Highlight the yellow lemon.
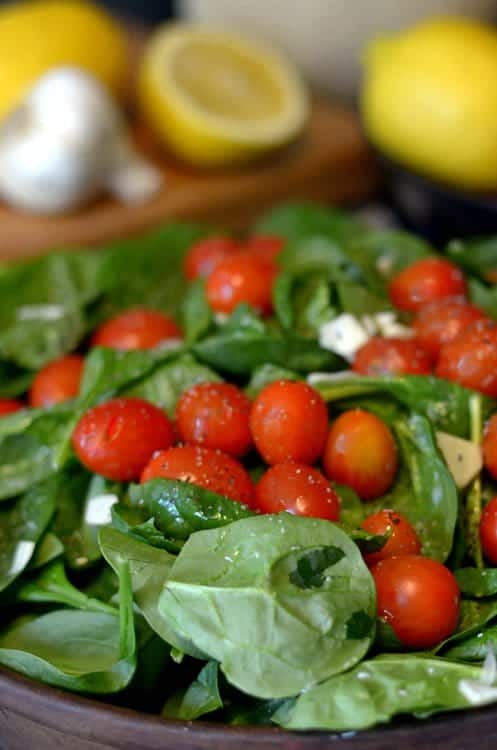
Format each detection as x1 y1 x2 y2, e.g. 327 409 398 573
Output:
138 24 309 167
361 16 497 190
0 0 127 119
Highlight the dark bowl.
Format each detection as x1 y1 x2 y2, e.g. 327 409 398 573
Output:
378 153 497 246
3 665 497 750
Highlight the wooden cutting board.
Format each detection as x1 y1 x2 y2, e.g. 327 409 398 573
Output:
0 97 378 261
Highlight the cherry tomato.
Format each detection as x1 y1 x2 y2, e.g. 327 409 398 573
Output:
436 320 497 397
413 297 487 360
255 463 340 521
361 510 421 567
372 555 460 649
140 444 254 507
206 252 277 316
0 399 24 417
184 236 240 280
176 382 252 457
29 354 84 408
353 337 432 376
244 235 284 262
250 380 329 465
92 308 181 351
323 409 398 501
389 258 467 312
480 497 497 565
483 414 497 481
72 397 174 481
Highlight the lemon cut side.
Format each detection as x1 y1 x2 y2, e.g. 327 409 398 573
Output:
138 24 309 167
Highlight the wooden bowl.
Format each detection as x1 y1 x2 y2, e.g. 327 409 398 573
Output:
2 665 497 750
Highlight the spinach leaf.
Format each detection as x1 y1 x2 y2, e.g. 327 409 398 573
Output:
0 559 136 693
455 568 497 598
0 482 56 592
181 279 213 343
256 202 365 247
273 655 495 731
348 230 432 278
27 532 64 570
468 278 497 319
444 623 497 661
129 479 254 542
447 236 497 281
245 363 300 398
273 269 335 332
159 514 376 699
0 360 33 398
162 661 222 720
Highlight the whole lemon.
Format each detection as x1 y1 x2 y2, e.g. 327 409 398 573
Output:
361 17 497 190
0 0 127 120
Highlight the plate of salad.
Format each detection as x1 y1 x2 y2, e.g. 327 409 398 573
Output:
3 202 497 750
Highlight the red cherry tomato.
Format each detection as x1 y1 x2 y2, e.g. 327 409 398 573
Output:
72 397 174 481
29 354 84 408
255 463 340 521
250 380 329 465
323 409 398 501
176 382 252 457
353 337 432 376
483 414 497 481
389 258 467 312
140 444 254 507
244 235 284 263
0 399 24 417
372 555 460 649
436 320 497 397
184 236 240 280
92 308 181 351
480 497 497 565
361 510 421 567
413 297 487 360
206 252 277 316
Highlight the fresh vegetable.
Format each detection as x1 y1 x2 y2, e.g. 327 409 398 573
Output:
254 463 340 521
437 321 497 396
361 510 421 566
28 354 84 407
353 337 432 376
389 258 467 312
480 497 497 565
184 236 240 280
413 298 486 359
0 399 23 416
483 413 497 481
206 253 276 316
91 308 181 350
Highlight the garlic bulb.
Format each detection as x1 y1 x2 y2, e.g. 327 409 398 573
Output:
0 67 163 214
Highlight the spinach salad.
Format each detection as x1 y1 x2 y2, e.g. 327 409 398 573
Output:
2 202 497 732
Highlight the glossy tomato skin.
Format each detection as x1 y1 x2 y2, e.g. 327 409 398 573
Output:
206 252 277 316
176 382 252 457
255 463 340 521
0 399 24 417
389 258 467 312
413 297 487 360
483 414 497 481
353 337 432 376
361 510 421 567
29 354 84 408
480 497 497 565
244 235 284 263
184 236 240 280
372 555 460 649
323 409 398 501
92 308 181 351
250 380 329 465
140 444 254 508
436 320 497 397
72 397 174 481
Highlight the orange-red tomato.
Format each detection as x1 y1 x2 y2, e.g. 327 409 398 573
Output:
483 414 497 481
0 399 24 417
353 337 432 376
480 497 497 565
184 236 240 280
244 235 284 263
176 382 253 457
72 397 174 481
249 380 329 465
255 463 340 521
323 409 398 501
92 308 181 351
436 320 497 397
29 354 84 408
413 298 487 360
361 510 421 567
389 258 467 312
206 252 277 316
372 555 460 649
140 444 254 508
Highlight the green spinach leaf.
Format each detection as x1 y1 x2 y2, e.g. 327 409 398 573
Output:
162 661 222 720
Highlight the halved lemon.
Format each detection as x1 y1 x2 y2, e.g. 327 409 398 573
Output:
138 24 309 167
